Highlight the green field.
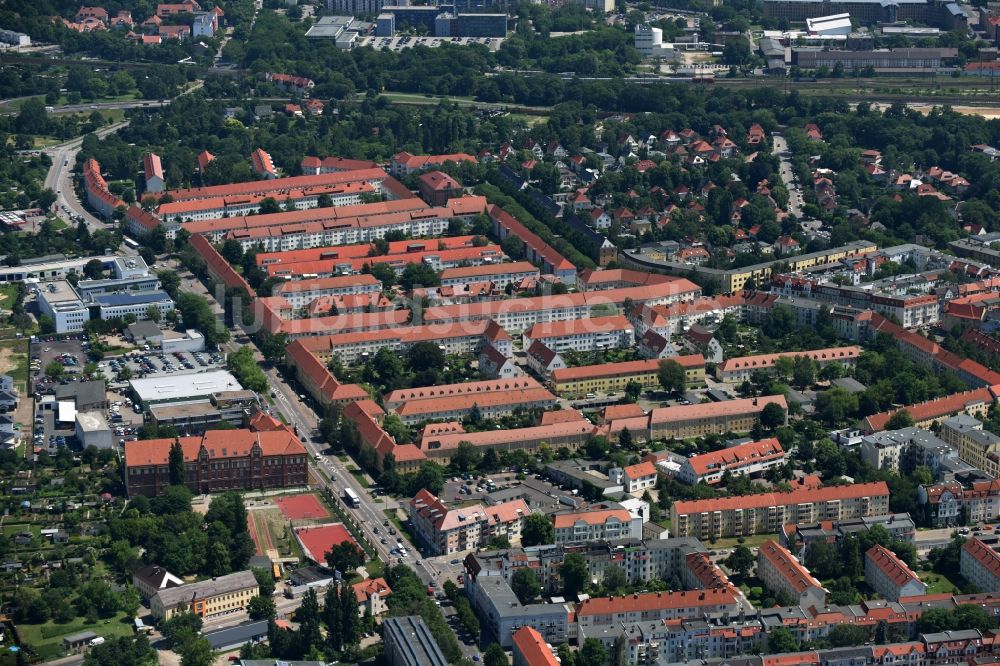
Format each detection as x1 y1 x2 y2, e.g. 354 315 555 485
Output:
710 533 777 550
918 570 960 595
17 612 133 660
0 338 31 385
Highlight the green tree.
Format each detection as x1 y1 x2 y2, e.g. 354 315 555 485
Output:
325 541 365 574
657 359 687 393
886 409 914 430
511 567 542 604
484 642 508 666
760 403 787 430
579 638 608 666
168 440 185 486
767 627 799 654
522 513 555 547
792 356 815 388
723 545 755 578
827 623 871 647
252 567 276 597
248 595 276 621
145 305 162 323
625 380 642 402
561 553 589 598
815 387 859 426
601 564 627 594
84 259 105 280
451 441 482 473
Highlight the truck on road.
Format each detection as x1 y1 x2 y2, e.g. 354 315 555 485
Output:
343 487 360 508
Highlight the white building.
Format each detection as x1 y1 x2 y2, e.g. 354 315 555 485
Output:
574 0 614 12
757 540 827 609
553 508 643 545
192 12 216 37
522 315 635 354
961 537 1000 593
864 544 927 601
806 13 853 36
143 153 165 194
75 411 114 450
610 461 658 494
635 24 677 59
37 281 90 333
0 29 30 47
677 438 787 485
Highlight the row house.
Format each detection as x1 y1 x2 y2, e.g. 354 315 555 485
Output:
670 480 891 540
862 386 999 433
263 72 314 96
300 155 379 175
389 151 477 178
417 416 596 466
158 181 375 222
488 204 577 285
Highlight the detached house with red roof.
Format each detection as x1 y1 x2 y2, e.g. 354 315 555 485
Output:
250 148 277 180
390 151 477 178
612 461 658 494
123 427 308 497
352 577 392 617
417 170 463 206
143 152 165 193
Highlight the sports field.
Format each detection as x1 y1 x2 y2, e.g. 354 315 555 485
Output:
276 493 329 520
294 523 356 563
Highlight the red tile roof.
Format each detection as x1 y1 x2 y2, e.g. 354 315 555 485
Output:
718 347 860 373
124 429 305 468
866 544 922 589
759 540 824 594
672 481 889 515
623 461 656 480
524 314 633 341
551 355 704 383
962 537 1000 582
575 588 737 616
273 273 380 295
144 152 164 182
352 577 392 604
685 438 785 478
440 261 538 281
511 627 560 666
301 155 379 172
553 508 632 529
863 386 998 432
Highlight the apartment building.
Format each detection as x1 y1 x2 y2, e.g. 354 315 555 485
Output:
440 261 539 289
757 540 826 609
384 377 557 426
862 387 999 433
488 204 577 285
771 275 941 329
408 489 529 555
352 577 392 617
143 152 165 193
300 155 379 174
250 148 277 180
961 537 1000 593
714 346 860 384
575 589 741 633
918 471 1000 526
860 427 955 475
284 340 370 408
645 395 787 441
257 300 409 340
865 544 926 601
578 268 684 292
82 159 125 219
417 417 596 465
671 481 891 539
942 415 1000 477
123 428 308 497
674 438 787 485
424 282 700 332
271 274 381 308
552 508 643 544
782 514 916 557
465 572 571 649
150 570 259 620
390 151 477 177
522 315 635 354
550 355 706 398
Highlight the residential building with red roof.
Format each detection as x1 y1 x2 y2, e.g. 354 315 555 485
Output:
82 159 125 219
440 261 539 289
757 540 827 609
416 170 463 206
487 204 577 285
575 588 740 631
511 626 559 666
390 151 477 178
300 155 379 175
417 415 595 464
383 377 557 426
271 273 381 308
578 268 694 293
75 6 109 22
525 340 565 378
522 314 635 354
671 480 890 539
156 0 201 17
123 427 307 497
715 346 861 384
961 537 1000 593
552 507 642 544
284 339 370 408
861 386 999 433
408 489 529 554
642 395 788 442
158 24 190 39
551 354 705 398
143 152 165 193
352 577 392 617
196 150 215 173
125 205 179 240
676 437 787 485
919 473 1000 527
865 544 927 601
615 461 658 494
264 72 314 95
250 148 277 180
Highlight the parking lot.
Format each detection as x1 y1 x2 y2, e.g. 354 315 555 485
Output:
98 348 225 383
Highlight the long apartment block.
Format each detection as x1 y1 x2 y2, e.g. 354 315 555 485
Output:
670 481 891 539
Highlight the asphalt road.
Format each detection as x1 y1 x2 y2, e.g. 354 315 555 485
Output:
772 133 804 219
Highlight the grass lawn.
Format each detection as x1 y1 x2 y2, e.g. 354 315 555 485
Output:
918 570 960 594
18 612 133 660
711 533 777 550
365 559 386 579
350 470 370 488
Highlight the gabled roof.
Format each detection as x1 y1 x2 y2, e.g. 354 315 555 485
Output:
685 438 785 478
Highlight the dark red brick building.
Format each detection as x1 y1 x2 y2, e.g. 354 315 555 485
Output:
124 426 308 497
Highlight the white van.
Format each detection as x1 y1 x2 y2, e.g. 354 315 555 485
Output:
89 637 105 647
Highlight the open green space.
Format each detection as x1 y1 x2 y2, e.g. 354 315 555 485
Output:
710 533 776 550
918 570 960 595
17 612 133 661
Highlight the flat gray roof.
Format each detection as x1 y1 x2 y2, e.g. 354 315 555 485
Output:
383 616 449 666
